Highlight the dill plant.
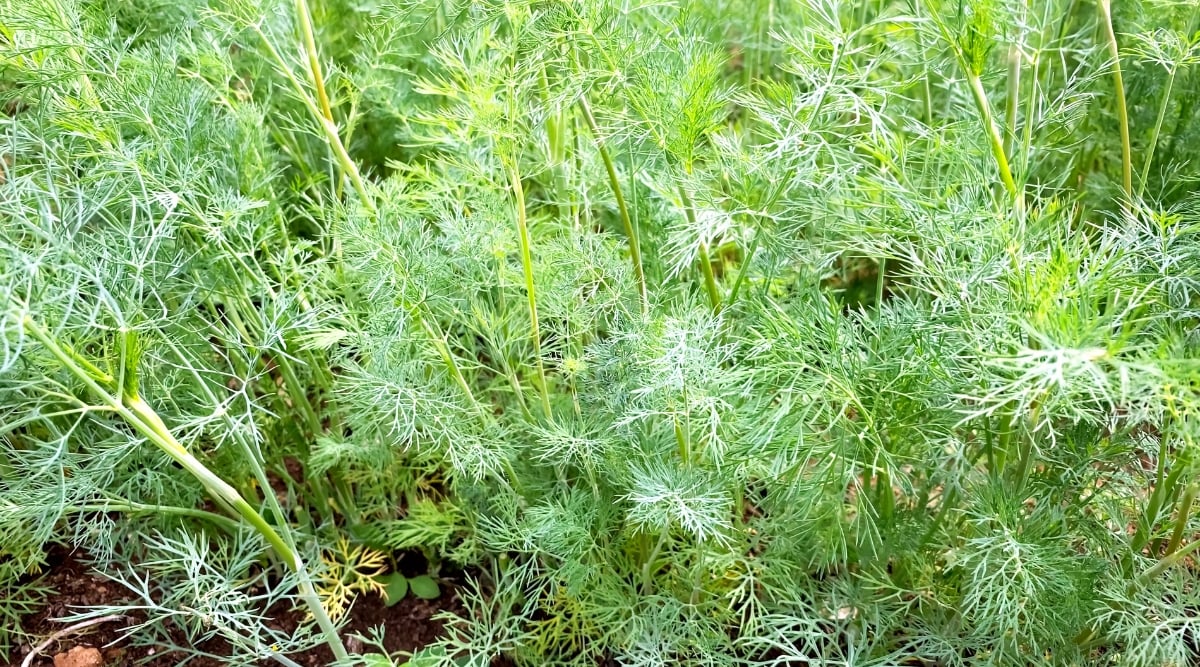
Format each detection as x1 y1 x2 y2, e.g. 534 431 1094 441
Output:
2 0 1200 666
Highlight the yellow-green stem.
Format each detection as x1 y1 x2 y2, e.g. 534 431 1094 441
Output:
1137 65 1177 200
965 71 1018 198
1098 0 1132 199
18 314 349 662
1139 536 1200 584
294 0 336 128
578 95 647 313
927 7 1017 199
508 162 552 419
677 186 722 310
1165 484 1198 558
253 24 375 215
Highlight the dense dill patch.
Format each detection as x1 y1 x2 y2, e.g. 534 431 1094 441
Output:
3 0 1200 665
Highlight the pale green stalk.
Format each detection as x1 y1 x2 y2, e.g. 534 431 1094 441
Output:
1097 0 1132 199
677 185 722 310
17 314 350 662
1136 64 1178 200
70 500 242 533
1004 44 1022 160
1165 484 1198 559
928 11 1018 198
508 161 553 419
965 71 1018 199
293 0 336 130
725 229 762 310
251 24 375 215
578 94 648 313
1138 536 1200 584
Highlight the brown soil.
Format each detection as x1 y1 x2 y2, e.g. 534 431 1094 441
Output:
10 545 470 667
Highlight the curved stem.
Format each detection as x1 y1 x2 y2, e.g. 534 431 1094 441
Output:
252 24 374 215
72 500 242 534
18 314 349 662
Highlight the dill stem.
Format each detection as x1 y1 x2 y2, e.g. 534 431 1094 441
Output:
964 70 1018 198
1134 433 1174 551
927 3 1018 199
919 486 957 548
725 228 762 310
253 24 375 215
1137 65 1177 200
1165 484 1198 559
578 95 648 313
294 0 336 129
1139 535 1200 585
674 414 690 464
418 314 483 415
508 161 552 420
677 185 722 310
1019 53 1041 181
71 501 241 534
642 525 671 593
1004 44 1021 160
1097 0 1132 200
18 314 349 662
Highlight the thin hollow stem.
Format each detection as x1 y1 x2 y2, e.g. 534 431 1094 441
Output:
418 313 484 415
1004 43 1022 160
641 525 671 593
674 414 690 464
1138 536 1200 585
677 185 722 310
1136 65 1177 200
874 257 887 308
1097 0 1132 199
507 161 552 419
927 8 1018 198
17 314 349 662
965 71 1018 199
578 95 647 313
294 0 336 129
1134 433 1174 552
252 24 375 215
1165 484 1198 558
725 227 762 310
72 500 242 534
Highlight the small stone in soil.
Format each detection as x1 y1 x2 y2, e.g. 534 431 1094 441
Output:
53 646 104 667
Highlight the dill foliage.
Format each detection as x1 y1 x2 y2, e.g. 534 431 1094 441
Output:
2 0 1200 665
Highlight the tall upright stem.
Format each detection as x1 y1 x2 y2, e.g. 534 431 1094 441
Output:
677 185 722 310
964 71 1018 199
294 0 335 127
1137 65 1177 200
253 18 374 214
579 95 648 313
927 8 1017 199
508 162 553 419
1004 44 1022 160
1098 0 1132 199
